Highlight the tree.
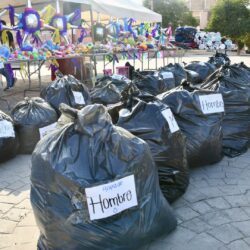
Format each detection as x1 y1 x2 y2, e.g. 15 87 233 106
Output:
143 0 199 29
207 0 250 53
243 33 250 51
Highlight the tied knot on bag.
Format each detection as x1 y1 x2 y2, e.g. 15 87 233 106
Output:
59 104 112 137
76 105 112 137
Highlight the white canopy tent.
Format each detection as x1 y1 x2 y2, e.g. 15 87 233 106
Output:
62 0 162 23
0 0 161 22
0 0 51 10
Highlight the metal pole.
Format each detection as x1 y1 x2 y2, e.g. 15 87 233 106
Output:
90 5 95 44
38 61 42 90
27 61 31 89
89 5 97 77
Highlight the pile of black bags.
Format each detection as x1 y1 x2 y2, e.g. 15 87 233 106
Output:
158 83 224 167
2 53 250 249
31 104 177 250
11 97 58 154
117 95 189 203
185 61 216 84
41 74 91 114
201 64 250 157
0 110 19 163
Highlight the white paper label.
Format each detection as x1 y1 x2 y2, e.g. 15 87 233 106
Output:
161 108 180 133
73 91 85 105
85 175 138 221
154 72 159 77
112 74 124 81
112 74 131 83
199 94 224 114
161 72 174 79
39 122 57 139
0 120 15 138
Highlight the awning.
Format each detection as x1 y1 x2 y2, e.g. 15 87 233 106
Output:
0 1 51 9
62 0 162 22
0 0 162 22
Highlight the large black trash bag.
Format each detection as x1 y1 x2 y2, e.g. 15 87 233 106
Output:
91 76 130 105
91 83 121 105
0 110 19 163
201 64 250 157
117 99 189 203
134 71 175 96
185 69 200 84
11 97 58 154
41 74 91 114
160 63 187 87
208 52 231 68
31 104 177 250
158 83 224 167
234 62 250 81
95 76 130 93
185 62 216 83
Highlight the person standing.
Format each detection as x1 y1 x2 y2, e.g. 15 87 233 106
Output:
0 20 16 90
0 43 12 90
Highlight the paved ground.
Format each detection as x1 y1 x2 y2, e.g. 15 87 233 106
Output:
1 151 250 250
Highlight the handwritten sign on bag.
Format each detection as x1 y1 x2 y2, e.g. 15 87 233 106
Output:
199 94 224 114
161 72 174 80
0 120 15 138
72 91 85 105
85 175 138 221
161 108 180 133
39 123 57 139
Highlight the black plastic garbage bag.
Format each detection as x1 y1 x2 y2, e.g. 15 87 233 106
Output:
239 62 250 77
91 83 121 105
91 76 131 105
234 62 250 82
134 71 175 95
185 62 216 83
30 104 177 250
117 99 189 203
0 110 19 163
11 97 58 154
185 69 200 84
208 52 231 68
160 63 187 87
95 76 130 93
201 64 250 157
41 74 91 114
158 84 224 167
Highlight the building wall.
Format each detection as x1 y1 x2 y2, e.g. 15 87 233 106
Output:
186 0 217 28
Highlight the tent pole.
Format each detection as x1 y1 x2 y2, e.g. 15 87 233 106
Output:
89 5 97 76
90 5 95 44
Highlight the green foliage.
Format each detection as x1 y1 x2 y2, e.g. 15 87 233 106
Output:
243 33 250 49
207 0 250 39
143 0 199 28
